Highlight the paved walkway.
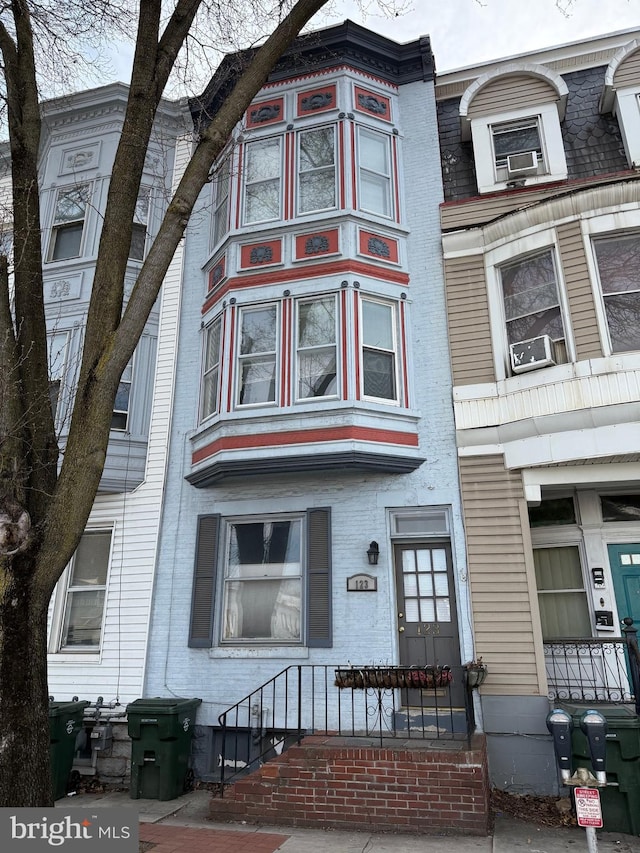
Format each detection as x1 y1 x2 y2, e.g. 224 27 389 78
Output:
62 788 640 852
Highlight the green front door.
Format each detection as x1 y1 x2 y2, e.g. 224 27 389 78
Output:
608 544 640 628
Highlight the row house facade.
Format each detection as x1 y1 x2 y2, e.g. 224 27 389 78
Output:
143 22 477 783
28 85 191 716
437 30 640 793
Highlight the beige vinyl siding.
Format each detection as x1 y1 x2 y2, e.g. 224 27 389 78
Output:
441 185 562 230
459 454 544 696
445 254 496 385
613 48 640 88
556 221 603 360
467 74 558 118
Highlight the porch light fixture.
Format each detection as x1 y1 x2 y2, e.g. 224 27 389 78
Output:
367 541 380 565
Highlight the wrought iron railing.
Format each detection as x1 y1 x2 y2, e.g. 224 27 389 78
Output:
544 618 640 713
215 663 475 794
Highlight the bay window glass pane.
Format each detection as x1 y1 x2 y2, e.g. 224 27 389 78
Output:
358 128 391 217
363 300 393 349
223 519 302 641
297 296 337 399
111 360 133 431
500 250 565 346
363 350 395 399
50 184 90 261
299 127 335 213
244 139 281 224
362 300 397 401
534 546 591 639
593 235 640 353
201 318 221 420
238 306 277 405
51 223 83 260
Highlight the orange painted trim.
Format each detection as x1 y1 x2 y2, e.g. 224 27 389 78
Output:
296 84 337 117
353 290 361 401
392 136 401 225
338 121 346 209
201 260 410 314
226 305 236 413
294 229 340 260
350 122 357 210
240 239 282 269
235 145 244 230
245 96 284 129
192 425 419 464
400 300 409 408
359 229 399 264
341 288 348 398
354 85 391 122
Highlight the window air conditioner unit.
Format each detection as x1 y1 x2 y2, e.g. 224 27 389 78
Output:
509 334 556 373
506 151 538 177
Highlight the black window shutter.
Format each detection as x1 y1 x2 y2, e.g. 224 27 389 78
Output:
188 514 220 648
306 507 332 648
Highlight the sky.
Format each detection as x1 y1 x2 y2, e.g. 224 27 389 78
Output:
322 0 640 71
98 0 640 90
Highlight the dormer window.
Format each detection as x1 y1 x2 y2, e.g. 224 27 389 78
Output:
491 117 545 182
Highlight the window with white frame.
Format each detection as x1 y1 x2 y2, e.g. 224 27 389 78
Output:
222 516 303 642
201 316 222 420
237 304 278 405
357 127 392 218
361 297 398 402
57 530 112 651
593 233 640 353
534 545 591 640
49 183 91 261
296 295 337 399
243 138 282 224
129 188 150 261
212 156 231 246
47 331 69 421
491 116 546 182
111 359 133 431
499 248 567 361
297 126 336 215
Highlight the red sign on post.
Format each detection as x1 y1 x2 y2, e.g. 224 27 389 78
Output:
575 788 603 828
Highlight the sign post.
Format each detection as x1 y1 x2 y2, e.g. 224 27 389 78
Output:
575 787 603 853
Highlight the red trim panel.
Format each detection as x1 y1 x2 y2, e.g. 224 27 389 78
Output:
295 229 339 260
193 425 419 464
358 229 399 263
354 86 391 122
239 239 283 269
296 84 337 117
245 97 284 129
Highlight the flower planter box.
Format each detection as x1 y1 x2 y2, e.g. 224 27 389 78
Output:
334 666 452 690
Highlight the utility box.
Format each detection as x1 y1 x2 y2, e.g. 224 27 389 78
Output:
127 697 201 801
48 700 90 800
562 703 640 836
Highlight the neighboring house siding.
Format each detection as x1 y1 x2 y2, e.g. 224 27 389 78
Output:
47 130 190 704
556 220 603 360
444 254 495 386
458 454 543 696
467 74 557 117
612 47 640 87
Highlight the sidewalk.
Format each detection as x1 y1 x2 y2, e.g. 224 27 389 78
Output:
62 788 640 852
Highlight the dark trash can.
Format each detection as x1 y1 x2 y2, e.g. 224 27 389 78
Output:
562 703 640 835
49 700 90 800
127 697 201 801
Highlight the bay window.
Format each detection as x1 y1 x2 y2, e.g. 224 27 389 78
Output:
49 183 91 261
357 127 392 218
48 331 69 420
201 316 222 420
129 188 150 261
361 297 397 402
296 295 337 399
111 358 134 431
297 126 336 214
593 233 640 353
237 305 278 405
212 156 231 246
243 138 282 224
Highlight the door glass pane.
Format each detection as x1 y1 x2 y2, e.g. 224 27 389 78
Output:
419 599 435 622
434 573 449 596
432 549 446 572
436 598 451 622
403 575 417 597
405 600 419 622
417 574 433 596
402 550 415 572
415 549 430 572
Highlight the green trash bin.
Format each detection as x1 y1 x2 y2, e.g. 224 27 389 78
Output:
562 703 640 835
127 697 201 801
49 700 90 800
